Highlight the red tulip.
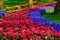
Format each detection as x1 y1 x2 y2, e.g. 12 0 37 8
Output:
0 19 3 23
0 27 3 33
54 32 60 37
31 28 37 34
29 36 35 40
26 29 33 36
14 27 19 31
20 32 27 38
6 27 14 32
45 29 51 36
3 36 7 40
36 36 42 40
50 38 54 40
25 19 29 24
7 32 18 39
23 38 28 40
37 29 43 34
21 26 27 30
2 32 7 36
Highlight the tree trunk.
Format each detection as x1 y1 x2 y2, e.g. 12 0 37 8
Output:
29 0 33 7
0 0 5 10
54 0 60 14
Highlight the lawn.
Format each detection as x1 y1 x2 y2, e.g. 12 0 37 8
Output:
43 12 60 23
4 0 28 7
4 0 54 7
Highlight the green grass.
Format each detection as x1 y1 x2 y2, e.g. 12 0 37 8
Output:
43 12 60 23
4 0 54 7
34 0 54 6
4 0 28 7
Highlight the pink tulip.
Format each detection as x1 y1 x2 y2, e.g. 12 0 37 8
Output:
7 32 18 39
6 27 14 32
0 27 3 33
36 36 42 40
2 32 7 36
50 38 54 40
14 27 19 31
20 32 27 38
23 38 28 40
26 29 33 36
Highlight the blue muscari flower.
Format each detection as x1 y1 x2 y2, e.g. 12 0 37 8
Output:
0 10 7 16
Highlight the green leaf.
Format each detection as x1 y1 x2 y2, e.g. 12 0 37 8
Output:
54 36 58 40
0 33 2 37
40 35 45 40
0 37 3 40
7 36 12 40
16 37 22 40
58 38 60 40
47 36 52 40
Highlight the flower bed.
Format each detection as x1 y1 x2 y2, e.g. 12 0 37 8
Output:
0 23 60 40
0 10 60 40
0 1 60 40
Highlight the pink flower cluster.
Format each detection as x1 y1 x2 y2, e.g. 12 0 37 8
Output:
0 22 59 40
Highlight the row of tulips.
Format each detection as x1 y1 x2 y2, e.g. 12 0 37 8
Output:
0 23 60 40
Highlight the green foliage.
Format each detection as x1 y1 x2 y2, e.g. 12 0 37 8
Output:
4 0 55 7
0 33 3 40
4 0 28 6
34 0 54 6
40 0 54 3
7 36 12 40
16 37 22 40
43 12 60 23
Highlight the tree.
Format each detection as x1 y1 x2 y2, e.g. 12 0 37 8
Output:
0 0 5 10
29 0 33 7
54 0 60 14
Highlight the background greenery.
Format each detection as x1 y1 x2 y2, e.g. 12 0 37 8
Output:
4 0 28 7
4 0 55 7
43 12 60 23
